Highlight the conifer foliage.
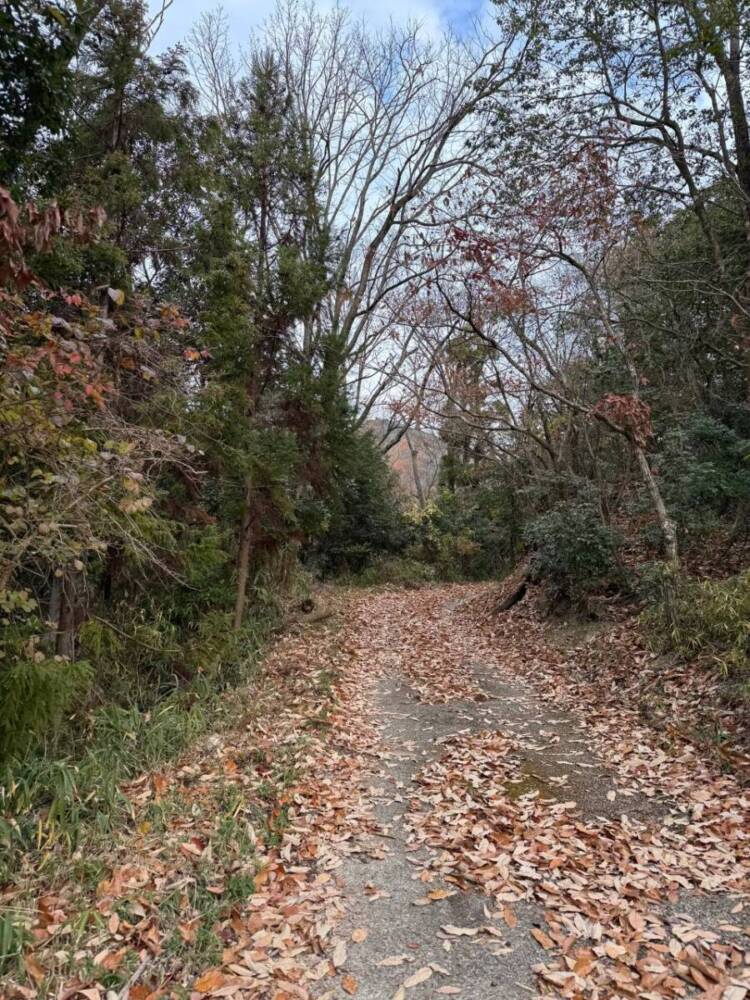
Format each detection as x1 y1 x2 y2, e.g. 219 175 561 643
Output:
0 2 402 761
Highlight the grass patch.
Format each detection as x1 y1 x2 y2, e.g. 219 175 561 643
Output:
0 909 29 977
0 615 275 883
0 692 216 880
0 596 345 997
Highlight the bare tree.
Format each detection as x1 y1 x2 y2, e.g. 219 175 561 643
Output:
421 136 686 614
190 0 539 422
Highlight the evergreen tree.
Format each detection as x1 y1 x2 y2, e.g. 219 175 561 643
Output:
0 0 101 180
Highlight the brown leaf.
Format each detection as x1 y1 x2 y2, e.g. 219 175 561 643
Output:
627 911 645 933
342 974 359 995
530 928 554 950
129 987 152 1000
403 967 432 988
194 969 226 994
603 940 627 960
179 918 199 944
23 954 46 985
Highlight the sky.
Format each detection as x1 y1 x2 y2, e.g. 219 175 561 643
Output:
149 0 488 54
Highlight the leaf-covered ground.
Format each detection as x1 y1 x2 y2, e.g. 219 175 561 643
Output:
3 585 750 999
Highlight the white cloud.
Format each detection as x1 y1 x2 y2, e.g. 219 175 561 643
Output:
150 0 489 53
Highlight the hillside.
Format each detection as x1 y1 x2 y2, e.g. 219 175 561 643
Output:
366 419 445 502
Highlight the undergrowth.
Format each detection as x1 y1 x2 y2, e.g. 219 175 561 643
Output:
347 554 437 588
642 569 750 695
0 600 343 989
0 612 277 885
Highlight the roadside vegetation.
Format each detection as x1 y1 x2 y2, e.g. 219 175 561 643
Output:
1 0 749 994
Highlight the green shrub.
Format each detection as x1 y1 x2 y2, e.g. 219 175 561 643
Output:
643 570 750 677
654 413 750 534
524 502 621 606
0 908 28 975
0 674 235 881
0 655 92 758
353 555 436 588
0 607 272 879
407 478 523 582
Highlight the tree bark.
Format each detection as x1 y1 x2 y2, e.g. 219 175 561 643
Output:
46 573 63 650
634 446 678 568
406 430 426 507
634 444 680 627
56 570 81 659
233 476 253 630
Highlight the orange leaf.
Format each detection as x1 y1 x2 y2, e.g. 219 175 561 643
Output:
428 889 454 900
23 954 46 985
342 974 359 995
152 773 169 797
194 969 226 994
129 988 151 1000
531 928 554 950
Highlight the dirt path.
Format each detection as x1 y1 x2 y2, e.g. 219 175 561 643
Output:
9 583 748 1000
317 586 750 1000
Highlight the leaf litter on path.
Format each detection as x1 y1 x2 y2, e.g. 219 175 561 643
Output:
5 583 750 1000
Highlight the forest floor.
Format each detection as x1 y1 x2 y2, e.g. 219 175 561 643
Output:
5 584 750 1000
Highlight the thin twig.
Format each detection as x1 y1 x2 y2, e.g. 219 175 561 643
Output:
118 956 151 1000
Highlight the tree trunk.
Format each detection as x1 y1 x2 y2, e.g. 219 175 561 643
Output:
56 570 81 659
634 445 679 627
406 430 426 507
46 573 63 649
233 476 253 630
716 24 750 220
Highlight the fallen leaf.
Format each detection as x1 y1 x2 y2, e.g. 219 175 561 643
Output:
332 939 347 968
403 967 432 988
627 911 645 933
530 928 554 950
194 969 226 994
23 955 46 985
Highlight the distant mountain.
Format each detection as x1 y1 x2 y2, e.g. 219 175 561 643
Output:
365 419 445 501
